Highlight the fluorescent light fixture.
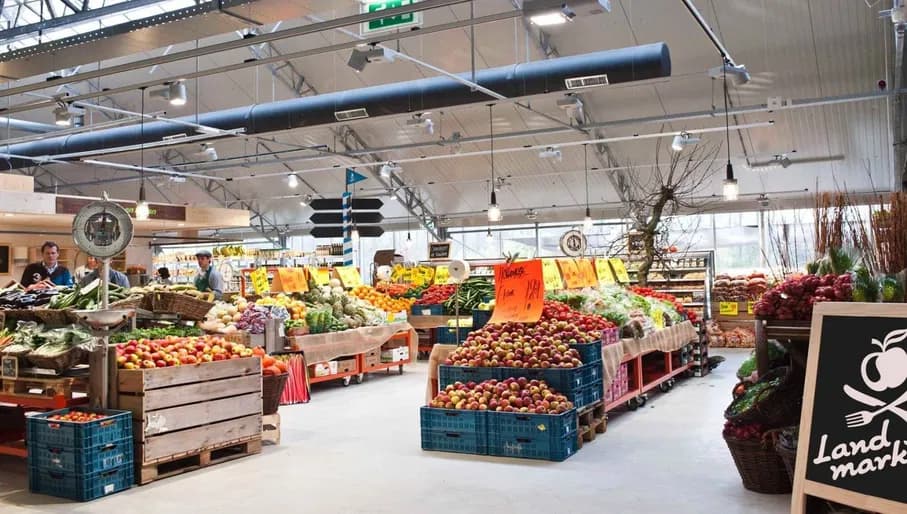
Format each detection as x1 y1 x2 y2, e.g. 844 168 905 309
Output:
287 174 299 188
53 105 71 126
531 11 573 25
539 146 562 160
671 131 701 152
334 108 370 122
347 45 395 72
564 74 610 90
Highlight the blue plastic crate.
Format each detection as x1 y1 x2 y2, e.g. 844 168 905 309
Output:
29 463 133 502
29 438 133 475
569 340 602 365
471 309 493 329
487 410 579 462
27 409 132 450
436 326 472 344
497 364 595 394
412 304 444 316
570 380 603 410
420 407 487 433
487 408 577 439
421 428 488 455
438 365 499 388
578 361 603 388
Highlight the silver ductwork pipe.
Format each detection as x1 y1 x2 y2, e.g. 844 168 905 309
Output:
0 43 670 170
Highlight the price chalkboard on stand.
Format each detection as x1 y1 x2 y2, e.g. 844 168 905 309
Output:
429 241 452 260
792 302 907 514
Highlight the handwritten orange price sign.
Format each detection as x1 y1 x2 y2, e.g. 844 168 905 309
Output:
595 258 616 284
577 259 598 288
487 259 544 324
556 259 584 289
272 268 309 293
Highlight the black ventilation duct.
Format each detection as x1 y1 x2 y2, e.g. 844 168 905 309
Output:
1 42 670 170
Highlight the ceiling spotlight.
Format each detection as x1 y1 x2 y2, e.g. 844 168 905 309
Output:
526 209 539 221
53 105 71 127
523 0 611 26
299 193 313 207
539 146 562 160
757 194 770 209
287 174 299 189
486 228 495 241
380 161 400 179
557 96 585 124
407 113 434 135
347 44 395 73
671 131 701 152
150 80 188 106
708 62 751 86
199 144 218 161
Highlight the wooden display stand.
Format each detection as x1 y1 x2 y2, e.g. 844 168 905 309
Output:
116 357 263 485
605 347 694 412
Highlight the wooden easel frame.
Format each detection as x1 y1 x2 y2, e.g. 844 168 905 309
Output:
792 302 907 514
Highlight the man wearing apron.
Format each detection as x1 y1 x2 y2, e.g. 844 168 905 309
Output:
194 250 224 300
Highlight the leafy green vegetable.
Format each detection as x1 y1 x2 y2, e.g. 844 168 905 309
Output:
728 377 782 416
110 325 203 344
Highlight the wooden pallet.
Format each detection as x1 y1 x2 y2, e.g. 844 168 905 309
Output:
262 413 280 446
0 375 88 399
137 436 262 485
576 401 606 449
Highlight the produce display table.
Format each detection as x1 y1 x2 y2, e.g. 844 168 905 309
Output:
407 315 470 330
753 318 811 376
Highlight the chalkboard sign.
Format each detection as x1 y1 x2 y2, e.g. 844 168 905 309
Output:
428 241 451 260
793 302 907 514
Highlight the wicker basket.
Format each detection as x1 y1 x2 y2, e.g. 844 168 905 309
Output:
26 346 88 373
262 373 289 415
725 366 803 428
775 442 797 486
725 434 792 494
109 295 146 310
151 292 214 320
5 309 78 327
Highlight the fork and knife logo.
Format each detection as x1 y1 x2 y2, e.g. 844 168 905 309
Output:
843 385 907 428
844 328 907 428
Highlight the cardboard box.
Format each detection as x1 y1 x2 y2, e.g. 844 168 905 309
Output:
311 361 338 377
381 346 409 363
335 357 357 374
363 350 381 369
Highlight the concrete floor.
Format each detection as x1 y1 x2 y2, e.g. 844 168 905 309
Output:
0 348 790 514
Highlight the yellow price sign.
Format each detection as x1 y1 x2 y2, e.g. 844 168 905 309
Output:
541 260 562 291
434 265 450 285
652 309 665 329
595 258 615 284
307 267 331 287
719 302 739 316
609 258 631 283
249 267 270 295
334 266 363 288
577 259 598 288
747 301 755 315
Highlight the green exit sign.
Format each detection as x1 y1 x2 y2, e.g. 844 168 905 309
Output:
360 0 423 35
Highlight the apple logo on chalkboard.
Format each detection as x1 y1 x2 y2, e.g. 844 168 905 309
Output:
844 329 907 428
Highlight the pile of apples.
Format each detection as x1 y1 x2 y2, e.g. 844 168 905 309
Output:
47 410 108 423
444 301 608 369
116 335 254 369
723 420 767 441
429 377 574 414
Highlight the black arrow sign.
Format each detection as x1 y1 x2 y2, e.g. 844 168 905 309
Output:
310 226 385 238
309 198 384 211
309 212 384 225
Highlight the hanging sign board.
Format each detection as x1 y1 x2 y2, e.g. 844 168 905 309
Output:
576 259 598 288
595 258 616 284
541 259 563 291
272 268 308 293
791 303 907 514
608 258 631 284
428 241 452 260
556 259 584 289
334 266 363 288
249 267 270 296
719 302 739 316
308 267 331 287
433 265 450 285
487 260 544 325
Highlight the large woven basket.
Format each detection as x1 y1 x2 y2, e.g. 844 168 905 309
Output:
151 292 214 320
725 366 803 428
109 295 147 311
725 434 792 494
262 373 289 415
5 309 78 327
775 442 797 486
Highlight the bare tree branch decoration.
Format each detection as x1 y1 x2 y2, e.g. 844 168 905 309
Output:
616 138 722 286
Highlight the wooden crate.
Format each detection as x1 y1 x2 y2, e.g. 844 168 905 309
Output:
137 436 261 485
1 375 88 400
576 401 606 449
117 357 263 472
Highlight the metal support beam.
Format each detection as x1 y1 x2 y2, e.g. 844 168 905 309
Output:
0 0 163 38
893 22 907 190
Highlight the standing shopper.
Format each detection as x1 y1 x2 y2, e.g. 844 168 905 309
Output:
80 256 131 288
21 241 72 287
194 250 224 300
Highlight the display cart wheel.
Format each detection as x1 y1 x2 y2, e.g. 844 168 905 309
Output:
356 373 364 384
398 364 404 375
684 370 695 378
627 399 639 411
639 394 648 406
668 378 676 388
659 382 671 393
342 376 352 387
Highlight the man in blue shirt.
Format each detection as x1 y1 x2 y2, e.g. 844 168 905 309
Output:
79 256 131 288
21 241 72 287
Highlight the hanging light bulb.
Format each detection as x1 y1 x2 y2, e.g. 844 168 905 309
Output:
723 162 739 201
581 144 593 231
135 181 150 221
286 174 299 189
486 104 503 223
404 232 413 249
721 59 739 202
583 207 594 231
487 191 502 222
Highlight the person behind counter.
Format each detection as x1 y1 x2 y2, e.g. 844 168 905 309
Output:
21 241 73 287
155 267 172 285
194 250 224 300
79 256 131 288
